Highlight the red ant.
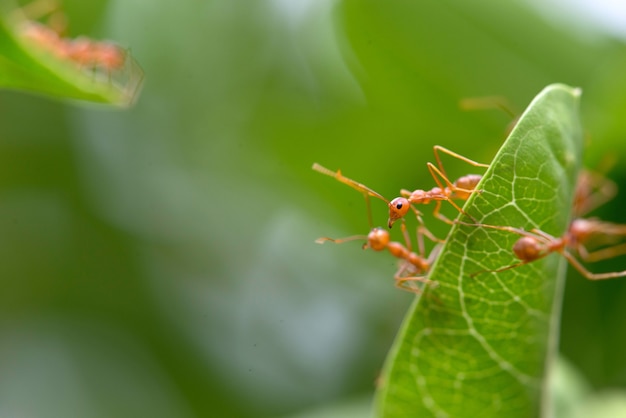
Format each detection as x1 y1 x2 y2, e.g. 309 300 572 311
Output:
567 167 626 263
316 227 440 293
313 146 489 229
469 223 626 280
470 169 626 280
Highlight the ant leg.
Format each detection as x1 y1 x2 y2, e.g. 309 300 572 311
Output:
312 163 388 203
432 201 452 224
432 145 490 178
20 0 60 20
561 250 626 280
458 96 517 118
579 242 626 263
313 163 388 227
414 223 441 256
431 198 478 224
397 210 441 257
315 234 368 245
394 265 435 294
455 221 547 242
399 221 414 252
427 163 479 197
428 189 477 224
527 228 558 241
420 225 443 243
395 276 435 294
574 170 618 217
425 164 478 222
470 260 531 278
399 189 426 224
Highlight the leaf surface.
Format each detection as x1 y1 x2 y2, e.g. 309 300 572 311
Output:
376 84 583 417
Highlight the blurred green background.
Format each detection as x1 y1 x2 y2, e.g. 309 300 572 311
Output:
2 0 626 417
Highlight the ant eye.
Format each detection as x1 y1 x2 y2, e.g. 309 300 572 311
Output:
396 202 403 210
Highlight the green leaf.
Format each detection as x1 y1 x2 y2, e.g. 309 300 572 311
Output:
0 9 143 107
376 84 583 417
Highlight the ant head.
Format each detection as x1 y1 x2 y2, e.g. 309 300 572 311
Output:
366 227 390 251
512 236 545 262
388 197 410 228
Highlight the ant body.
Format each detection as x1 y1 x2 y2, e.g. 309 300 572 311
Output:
14 0 143 101
19 20 127 75
313 146 489 229
316 227 440 293
471 170 626 280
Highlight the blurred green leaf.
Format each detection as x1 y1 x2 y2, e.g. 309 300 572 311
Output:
551 356 590 418
0 6 142 107
376 84 583 417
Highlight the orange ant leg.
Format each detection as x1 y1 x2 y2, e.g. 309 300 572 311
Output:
432 145 490 181
395 243 442 292
395 272 435 294
418 224 444 244
315 234 368 245
397 220 441 258
414 223 445 256
427 163 484 222
427 163 479 199
394 200 443 254
313 163 388 227
312 163 387 202
430 197 475 225
579 242 626 263
560 250 626 281
316 227 439 291
17 0 66 31
467 222 626 281
430 146 489 206
573 169 618 217
458 96 518 118
393 260 434 294
458 96 520 135
567 218 626 262
399 221 414 252
466 226 556 277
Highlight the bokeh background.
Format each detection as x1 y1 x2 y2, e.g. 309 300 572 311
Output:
2 0 626 417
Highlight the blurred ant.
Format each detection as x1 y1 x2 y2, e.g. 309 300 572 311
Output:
316 227 440 294
313 146 489 229
14 0 142 97
65 37 126 74
470 169 626 280
469 223 626 280
458 95 520 136
572 168 617 218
